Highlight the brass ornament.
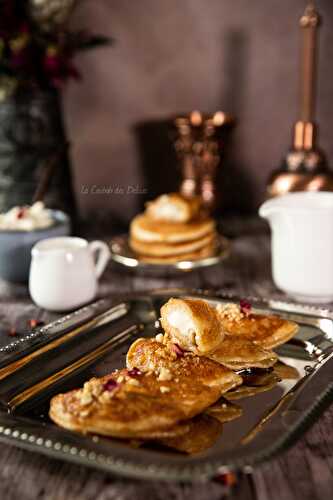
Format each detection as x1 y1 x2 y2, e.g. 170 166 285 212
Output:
173 111 234 210
267 1 333 197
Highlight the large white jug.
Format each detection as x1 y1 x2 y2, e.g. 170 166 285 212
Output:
259 192 333 303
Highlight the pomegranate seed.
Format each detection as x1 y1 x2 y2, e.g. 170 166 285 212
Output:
172 343 184 357
103 379 119 392
127 367 142 377
240 299 252 316
16 207 26 219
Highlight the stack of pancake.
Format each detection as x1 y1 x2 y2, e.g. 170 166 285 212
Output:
129 193 217 263
50 297 299 454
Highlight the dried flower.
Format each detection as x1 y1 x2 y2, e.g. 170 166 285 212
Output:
0 0 111 93
16 207 26 219
127 367 142 377
172 343 184 358
240 299 252 317
103 379 119 392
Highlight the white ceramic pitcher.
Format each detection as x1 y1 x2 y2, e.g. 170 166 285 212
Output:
29 237 111 311
259 191 333 303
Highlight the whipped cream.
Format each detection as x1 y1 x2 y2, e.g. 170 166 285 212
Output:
0 202 54 231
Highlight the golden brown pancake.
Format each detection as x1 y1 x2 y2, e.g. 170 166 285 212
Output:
208 337 278 370
160 298 224 354
130 213 215 244
50 353 241 439
145 193 202 223
158 414 223 454
136 241 215 264
126 338 242 392
49 375 188 439
216 303 299 349
129 232 215 258
205 399 243 423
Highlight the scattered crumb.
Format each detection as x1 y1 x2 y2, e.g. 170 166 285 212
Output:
160 386 170 394
157 367 172 381
155 333 164 343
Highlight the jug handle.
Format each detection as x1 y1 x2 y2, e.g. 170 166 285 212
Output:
88 240 111 278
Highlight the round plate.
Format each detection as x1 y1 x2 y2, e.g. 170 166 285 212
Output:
109 234 231 273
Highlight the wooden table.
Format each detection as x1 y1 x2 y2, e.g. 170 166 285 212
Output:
0 226 332 500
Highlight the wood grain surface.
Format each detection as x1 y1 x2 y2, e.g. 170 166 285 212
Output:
0 227 332 500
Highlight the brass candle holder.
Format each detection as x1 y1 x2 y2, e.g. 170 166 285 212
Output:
267 1 333 197
173 111 234 210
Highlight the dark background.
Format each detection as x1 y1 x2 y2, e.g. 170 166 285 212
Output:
64 0 333 223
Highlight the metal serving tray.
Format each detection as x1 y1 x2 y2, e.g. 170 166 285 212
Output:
0 289 332 482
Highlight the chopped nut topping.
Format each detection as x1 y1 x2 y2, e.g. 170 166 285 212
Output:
79 409 91 418
90 384 103 398
157 367 172 381
146 360 157 372
160 386 170 393
98 391 114 403
127 378 140 386
155 333 164 343
216 303 244 322
83 378 98 394
79 392 93 406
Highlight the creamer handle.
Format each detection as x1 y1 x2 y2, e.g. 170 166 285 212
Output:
88 241 111 279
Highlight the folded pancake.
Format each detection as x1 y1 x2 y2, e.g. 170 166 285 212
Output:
208 337 278 370
50 374 188 439
50 352 241 439
160 298 224 354
129 232 214 258
216 303 299 349
136 241 215 264
158 414 223 455
126 338 242 392
145 193 201 223
130 213 215 244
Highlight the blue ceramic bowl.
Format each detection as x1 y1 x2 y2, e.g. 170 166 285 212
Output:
0 210 70 283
